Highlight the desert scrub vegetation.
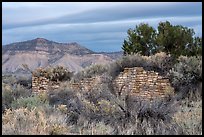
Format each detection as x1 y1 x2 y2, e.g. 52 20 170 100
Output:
2 53 202 135
33 66 73 82
107 53 202 100
2 74 17 85
2 107 71 135
46 81 184 135
173 96 202 135
2 82 32 112
168 55 202 100
107 52 174 80
72 64 108 82
10 94 49 110
16 75 32 88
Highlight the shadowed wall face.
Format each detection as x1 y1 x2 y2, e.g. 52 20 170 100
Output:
113 67 174 100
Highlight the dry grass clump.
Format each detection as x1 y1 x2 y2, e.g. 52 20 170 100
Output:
173 97 202 135
72 64 108 82
75 120 115 135
33 66 73 82
2 107 70 135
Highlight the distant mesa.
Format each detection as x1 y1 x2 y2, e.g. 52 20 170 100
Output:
2 38 94 54
2 38 122 73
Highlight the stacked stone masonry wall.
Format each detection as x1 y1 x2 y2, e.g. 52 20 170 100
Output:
113 67 174 100
70 77 102 92
32 76 100 93
32 67 174 100
32 76 60 93
32 76 49 93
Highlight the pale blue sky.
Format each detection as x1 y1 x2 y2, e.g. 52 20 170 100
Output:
2 2 202 52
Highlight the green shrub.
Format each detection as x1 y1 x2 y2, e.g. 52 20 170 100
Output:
2 83 14 112
11 95 49 110
168 55 202 99
2 83 31 112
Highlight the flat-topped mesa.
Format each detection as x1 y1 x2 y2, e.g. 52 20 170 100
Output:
113 67 174 100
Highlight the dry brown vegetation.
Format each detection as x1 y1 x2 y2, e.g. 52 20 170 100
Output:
2 52 202 135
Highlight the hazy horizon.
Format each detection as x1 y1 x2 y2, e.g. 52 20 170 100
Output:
2 2 202 52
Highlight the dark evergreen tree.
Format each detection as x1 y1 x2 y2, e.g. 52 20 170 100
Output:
122 23 157 56
122 21 202 57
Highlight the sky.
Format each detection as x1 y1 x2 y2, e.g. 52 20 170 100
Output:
2 2 202 52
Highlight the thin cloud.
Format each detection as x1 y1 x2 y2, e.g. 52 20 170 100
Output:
2 2 202 52
3 2 201 29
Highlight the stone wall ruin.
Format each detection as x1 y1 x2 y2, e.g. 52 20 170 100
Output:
113 67 174 100
32 67 174 100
